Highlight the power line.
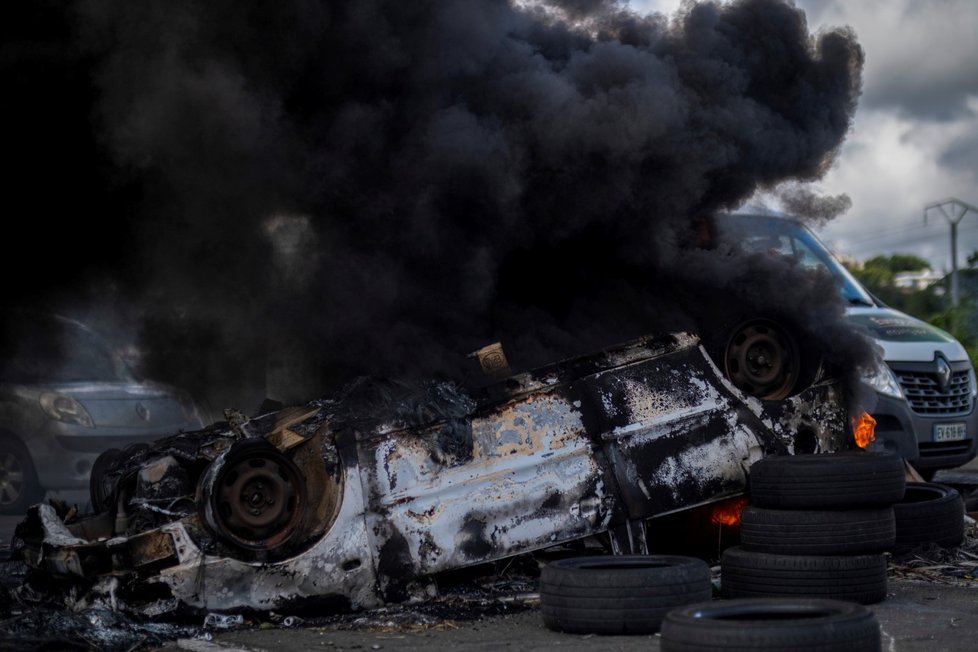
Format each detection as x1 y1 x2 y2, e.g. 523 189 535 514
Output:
823 221 978 248
924 198 978 306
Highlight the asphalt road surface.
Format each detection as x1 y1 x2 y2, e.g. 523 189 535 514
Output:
162 579 978 652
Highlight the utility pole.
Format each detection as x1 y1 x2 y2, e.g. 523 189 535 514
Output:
924 198 978 306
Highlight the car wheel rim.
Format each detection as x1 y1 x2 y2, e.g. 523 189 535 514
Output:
211 445 307 550
724 320 800 400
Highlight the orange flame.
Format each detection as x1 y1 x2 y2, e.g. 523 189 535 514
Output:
710 496 748 526
853 412 877 449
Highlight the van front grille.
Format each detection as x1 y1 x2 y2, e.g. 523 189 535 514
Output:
896 369 972 416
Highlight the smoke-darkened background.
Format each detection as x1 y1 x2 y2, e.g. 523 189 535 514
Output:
3 0 870 415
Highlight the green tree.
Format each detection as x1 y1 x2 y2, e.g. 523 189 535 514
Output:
968 249 978 269
929 299 978 369
848 254 932 305
884 254 931 273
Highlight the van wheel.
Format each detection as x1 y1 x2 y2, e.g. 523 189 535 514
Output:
661 598 881 651
0 438 44 514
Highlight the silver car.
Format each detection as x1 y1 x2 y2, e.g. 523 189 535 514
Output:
0 312 204 513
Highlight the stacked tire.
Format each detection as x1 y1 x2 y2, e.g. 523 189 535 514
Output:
721 451 906 605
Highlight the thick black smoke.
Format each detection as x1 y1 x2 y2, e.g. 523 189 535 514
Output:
777 184 853 225
7 0 870 411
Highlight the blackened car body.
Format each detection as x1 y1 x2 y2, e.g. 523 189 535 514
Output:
16 332 850 615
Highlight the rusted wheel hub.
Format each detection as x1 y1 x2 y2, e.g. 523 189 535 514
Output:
723 319 800 400
209 442 306 551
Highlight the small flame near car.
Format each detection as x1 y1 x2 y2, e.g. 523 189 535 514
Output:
710 496 749 527
853 412 877 449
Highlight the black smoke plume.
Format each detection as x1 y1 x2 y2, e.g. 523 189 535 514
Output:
6 0 870 411
777 184 853 225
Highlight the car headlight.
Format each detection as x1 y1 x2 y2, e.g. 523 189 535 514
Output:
969 367 977 398
39 392 95 428
863 362 905 400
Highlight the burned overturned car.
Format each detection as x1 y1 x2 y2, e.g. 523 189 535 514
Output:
15 331 852 616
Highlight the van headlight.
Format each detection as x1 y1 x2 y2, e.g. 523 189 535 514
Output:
863 362 905 400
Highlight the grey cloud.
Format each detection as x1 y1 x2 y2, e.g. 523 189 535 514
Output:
797 0 978 121
939 128 978 183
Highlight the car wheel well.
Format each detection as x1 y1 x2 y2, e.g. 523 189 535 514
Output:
0 427 45 513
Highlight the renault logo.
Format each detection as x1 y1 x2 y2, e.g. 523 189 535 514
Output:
135 402 150 422
935 356 952 392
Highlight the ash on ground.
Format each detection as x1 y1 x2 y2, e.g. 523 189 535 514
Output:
0 547 542 651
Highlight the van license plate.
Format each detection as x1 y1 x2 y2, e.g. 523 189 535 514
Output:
933 423 967 442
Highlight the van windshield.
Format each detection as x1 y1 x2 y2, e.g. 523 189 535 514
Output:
716 214 876 307
0 315 134 384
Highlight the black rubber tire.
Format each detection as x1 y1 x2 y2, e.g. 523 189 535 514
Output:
740 505 895 555
540 555 712 635
0 437 44 515
749 451 905 509
893 482 965 549
720 546 887 605
661 598 881 651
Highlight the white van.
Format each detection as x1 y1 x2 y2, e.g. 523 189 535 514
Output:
721 213 977 477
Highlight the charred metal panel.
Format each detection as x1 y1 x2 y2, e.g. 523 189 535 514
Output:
129 528 178 568
582 345 765 519
359 391 614 593
750 382 849 453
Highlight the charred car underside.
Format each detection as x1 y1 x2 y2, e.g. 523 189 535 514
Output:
14 331 851 616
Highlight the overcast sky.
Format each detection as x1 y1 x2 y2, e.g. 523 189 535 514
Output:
637 0 978 271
